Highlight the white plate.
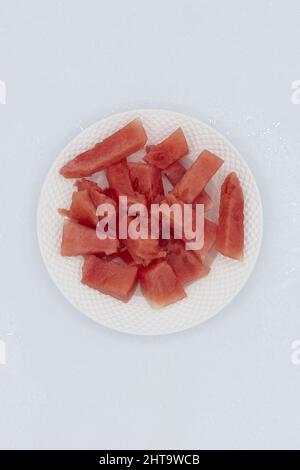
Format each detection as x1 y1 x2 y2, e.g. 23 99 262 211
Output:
37 109 263 335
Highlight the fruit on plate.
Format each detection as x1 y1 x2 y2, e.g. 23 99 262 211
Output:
60 118 147 178
139 260 187 308
61 220 119 256
82 255 138 302
128 162 164 203
58 118 244 308
167 240 210 285
216 172 244 260
173 150 223 203
144 128 188 169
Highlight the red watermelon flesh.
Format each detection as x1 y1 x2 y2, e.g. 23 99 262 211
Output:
128 162 164 203
106 160 147 207
167 240 210 285
75 178 103 192
194 219 218 260
144 128 188 170
139 260 186 308
118 249 136 266
173 150 223 203
125 235 166 266
160 193 203 243
103 187 118 203
89 188 116 211
58 207 71 218
82 255 138 302
193 190 213 212
60 118 147 178
106 160 135 197
61 220 119 256
216 172 244 260
164 161 213 212
69 189 98 227
163 161 186 185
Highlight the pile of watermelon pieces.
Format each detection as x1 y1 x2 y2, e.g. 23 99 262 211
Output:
58 118 244 308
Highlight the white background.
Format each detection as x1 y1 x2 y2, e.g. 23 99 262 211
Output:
0 0 299 450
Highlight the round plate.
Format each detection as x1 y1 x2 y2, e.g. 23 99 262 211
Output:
37 109 263 335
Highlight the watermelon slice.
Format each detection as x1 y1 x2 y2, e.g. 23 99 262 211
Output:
216 172 244 260
61 220 119 256
167 240 210 285
139 260 186 308
163 160 186 185
60 118 147 178
164 161 213 212
58 190 98 227
128 162 164 203
106 160 147 209
144 128 188 169
173 150 223 203
82 255 138 302
69 189 98 227
106 160 135 196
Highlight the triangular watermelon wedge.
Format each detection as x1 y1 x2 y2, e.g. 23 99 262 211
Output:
60 118 147 178
144 128 188 169
216 172 244 260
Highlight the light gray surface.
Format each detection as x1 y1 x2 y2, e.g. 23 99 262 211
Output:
0 0 299 450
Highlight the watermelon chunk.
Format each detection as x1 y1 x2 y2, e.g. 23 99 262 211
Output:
60 118 147 178
69 189 98 227
173 150 223 203
61 220 119 256
144 128 188 170
128 162 164 203
125 236 166 266
106 160 135 196
216 172 244 260
58 189 98 227
164 161 213 212
163 161 186 185
167 240 210 285
106 160 147 209
82 255 138 302
139 260 186 308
